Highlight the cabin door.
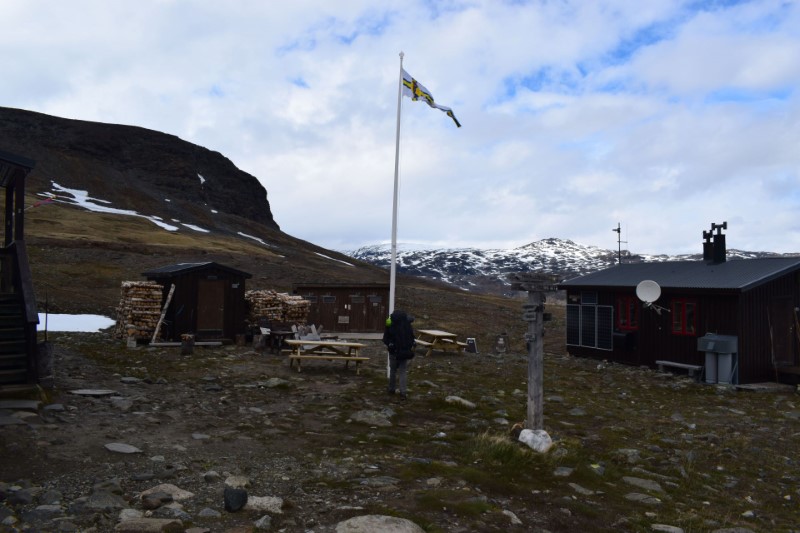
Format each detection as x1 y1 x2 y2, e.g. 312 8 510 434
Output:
769 296 794 367
197 279 225 338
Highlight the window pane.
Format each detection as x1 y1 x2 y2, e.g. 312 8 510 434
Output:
629 301 638 328
685 303 696 334
581 306 596 347
597 306 613 350
566 305 580 345
672 302 683 332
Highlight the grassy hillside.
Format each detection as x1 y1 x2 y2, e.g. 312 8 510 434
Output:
24 187 546 353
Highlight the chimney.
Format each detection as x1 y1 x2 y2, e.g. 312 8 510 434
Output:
703 221 727 263
702 230 714 261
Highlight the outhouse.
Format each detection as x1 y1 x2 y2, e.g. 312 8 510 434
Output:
142 262 251 342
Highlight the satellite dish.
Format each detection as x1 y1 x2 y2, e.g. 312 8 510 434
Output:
636 280 661 304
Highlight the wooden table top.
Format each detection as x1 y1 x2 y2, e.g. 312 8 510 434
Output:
417 329 456 338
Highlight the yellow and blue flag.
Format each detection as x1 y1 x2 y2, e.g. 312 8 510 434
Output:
401 69 461 128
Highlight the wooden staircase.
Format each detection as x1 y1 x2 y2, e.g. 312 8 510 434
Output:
0 293 28 384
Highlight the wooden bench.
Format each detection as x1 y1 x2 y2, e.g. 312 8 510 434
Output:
655 360 703 380
415 339 433 348
285 340 368 374
289 354 369 374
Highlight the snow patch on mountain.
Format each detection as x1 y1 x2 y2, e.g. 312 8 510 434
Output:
344 239 790 295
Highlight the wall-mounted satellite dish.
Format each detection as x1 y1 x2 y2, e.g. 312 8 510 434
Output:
635 280 661 304
636 280 668 315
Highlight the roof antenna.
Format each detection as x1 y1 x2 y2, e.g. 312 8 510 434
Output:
612 223 627 264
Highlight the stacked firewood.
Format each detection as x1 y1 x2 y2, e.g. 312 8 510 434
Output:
113 281 164 340
245 290 310 325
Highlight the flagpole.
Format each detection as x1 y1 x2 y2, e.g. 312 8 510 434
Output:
389 51 404 315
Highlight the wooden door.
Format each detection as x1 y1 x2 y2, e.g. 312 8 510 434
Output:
197 279 225 335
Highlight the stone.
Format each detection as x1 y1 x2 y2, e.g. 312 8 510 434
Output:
350 410 392 427
244 495 283 514
105 442 143 454
224 475 250 489
224 487 248 512
142 491 173 510
113 518 184 532
119 509 144 521
191 433 210 440
264 377 290 388
625 493 662 505
86 490 127 512
120 377 143 384
502 509 523 525
518 428 553 453
554 466 574 477
623 476 665 493
197 508 221 518
140 484 194 502
21 504 64 523
569 483 595 496
254 514 272 530
445 395 476 408
69 389 117 396
203 470 221 483
335 514 425 533
652 525 684 533
94 478 123 494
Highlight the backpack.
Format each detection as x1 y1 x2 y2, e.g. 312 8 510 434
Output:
383 310 416 360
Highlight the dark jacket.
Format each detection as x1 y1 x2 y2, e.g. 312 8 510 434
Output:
383 310 416 360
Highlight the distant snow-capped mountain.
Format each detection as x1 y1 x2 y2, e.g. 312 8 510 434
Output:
344 238 787 295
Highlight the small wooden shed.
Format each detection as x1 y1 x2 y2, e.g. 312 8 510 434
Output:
142 262 251 342
292 283 389 332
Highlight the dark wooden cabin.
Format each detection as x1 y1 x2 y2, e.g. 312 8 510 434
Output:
292 283 389 332
142 262 251 342
558 225 800 385
0 149 40 386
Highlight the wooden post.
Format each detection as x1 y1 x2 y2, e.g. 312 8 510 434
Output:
151 284 175 343
509 273 558 431
526 290 544 430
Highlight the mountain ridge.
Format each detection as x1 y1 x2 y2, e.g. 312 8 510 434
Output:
344 239 794 295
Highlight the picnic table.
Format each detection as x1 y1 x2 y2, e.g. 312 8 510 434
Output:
284 339 368 374
415 329 467 356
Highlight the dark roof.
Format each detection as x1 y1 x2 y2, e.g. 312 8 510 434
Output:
0 148 35 188
558 257 800 292
142 262 252 279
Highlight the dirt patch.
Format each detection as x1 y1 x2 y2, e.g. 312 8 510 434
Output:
1 331 798 532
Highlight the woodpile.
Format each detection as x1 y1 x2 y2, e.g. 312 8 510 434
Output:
246 290 310 326
113 281 165 340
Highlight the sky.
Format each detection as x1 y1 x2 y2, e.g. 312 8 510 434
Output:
3 0 800 255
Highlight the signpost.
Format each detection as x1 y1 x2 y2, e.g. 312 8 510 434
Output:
508 273 559 430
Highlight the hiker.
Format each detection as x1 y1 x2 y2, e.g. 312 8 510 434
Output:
383 309 416 399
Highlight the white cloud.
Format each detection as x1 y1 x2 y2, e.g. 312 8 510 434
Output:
2 0 799 254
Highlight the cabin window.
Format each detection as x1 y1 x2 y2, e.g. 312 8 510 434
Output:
671 298 697 335
368 295 382 304
616 296 639 331
303 295 318 303
322 295 336 304
350 295 365 304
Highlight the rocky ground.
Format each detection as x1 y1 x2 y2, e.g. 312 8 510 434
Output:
1 331 800 532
